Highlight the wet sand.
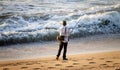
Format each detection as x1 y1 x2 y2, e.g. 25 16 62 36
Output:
0 34 120 70
0 34 120 61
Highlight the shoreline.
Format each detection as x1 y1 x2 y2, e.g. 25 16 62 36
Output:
0 34 120 61
0 50 119 62
0 50 119 61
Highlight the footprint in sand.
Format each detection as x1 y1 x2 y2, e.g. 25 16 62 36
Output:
26 63 34 65
4 63 11 66
99 64 109 68
41 65 44 67
21 67 28 69
3 68 9 70
73 63 79 65
11 63 18 66
16 62 23 65
47 67 55 69
99 58 105 60
115 69 120 70
106 61 113 63
88 67 96 69
33 68 41 70
89 62 96 64
86 58 94 61
55 64 62 66
113 63 120 67
83 65 90 67
66 65 74 68
36 62 41 64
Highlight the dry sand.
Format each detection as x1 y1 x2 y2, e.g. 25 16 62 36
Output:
0 51 120 70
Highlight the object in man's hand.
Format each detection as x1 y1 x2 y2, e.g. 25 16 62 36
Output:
57 35 64 41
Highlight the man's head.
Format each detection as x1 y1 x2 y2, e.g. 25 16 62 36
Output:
62 20 67 26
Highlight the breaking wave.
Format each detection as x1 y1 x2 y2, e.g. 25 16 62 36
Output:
0 0 120 45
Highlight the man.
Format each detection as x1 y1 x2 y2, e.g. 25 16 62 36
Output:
56 20 70 60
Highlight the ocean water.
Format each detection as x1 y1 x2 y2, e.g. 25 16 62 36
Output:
0 0 120 45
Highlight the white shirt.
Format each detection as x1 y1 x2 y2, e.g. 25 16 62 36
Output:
59 26 70 42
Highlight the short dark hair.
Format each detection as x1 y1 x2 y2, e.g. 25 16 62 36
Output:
62 20 66 26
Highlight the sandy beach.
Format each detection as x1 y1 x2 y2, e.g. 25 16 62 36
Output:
0 0 120 70
0 51 120 70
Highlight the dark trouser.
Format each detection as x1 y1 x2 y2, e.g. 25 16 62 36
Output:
57 42 68 59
